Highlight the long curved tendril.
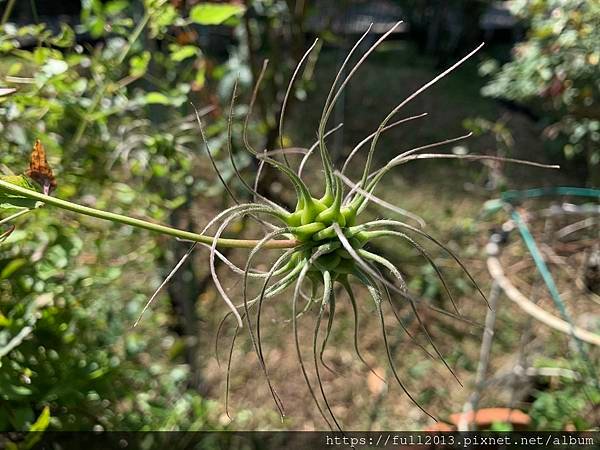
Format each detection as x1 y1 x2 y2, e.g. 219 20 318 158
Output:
340 113 428 175
242 227 294 417
349 132 474 211
279 38 320 167
356 262 462 387
332 223 406 297
313 270 343 431
335 170 425 228
298 122 344 178
319 276 337 375
226 79 286 214
352 268 437 421
355 151 559 213
352 219 489 308
210 207 285 327
225 324 240 419
192 102 239 204
358 44 485 195
339 277 386 382
374 272 437 360
137 203 284 326
293 263 334 429
319 23 404 200
214 248 299 365
243 59 269 156
376 297 438 422
316 24 375 197
256 152 315 207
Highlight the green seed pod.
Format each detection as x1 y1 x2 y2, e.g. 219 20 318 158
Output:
341 206 357 227
315 206 345 227
287 210 303 227
292 222 326 241
312 224 337 241
300 197 327 225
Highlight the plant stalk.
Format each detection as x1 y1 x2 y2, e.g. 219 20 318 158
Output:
0 180 297 249
1 0 16 25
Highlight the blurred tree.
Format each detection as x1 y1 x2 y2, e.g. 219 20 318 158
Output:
400 0 492 66
480 0 600 184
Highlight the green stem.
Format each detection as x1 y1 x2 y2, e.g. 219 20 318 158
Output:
1 0 16 25
0 208 32 226
0 180 297 249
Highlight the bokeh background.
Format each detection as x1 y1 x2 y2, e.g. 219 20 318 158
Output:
0 0 598 432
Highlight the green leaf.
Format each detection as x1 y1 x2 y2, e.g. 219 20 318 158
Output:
143 92 171 105
0 311 11 327
29 406 51 432
17 406 51 450
490 421 513 431
0 176 39 210
129 51 151 78
169 45 199 62
189 3 245 25
49 24 75 47
42 59 69 77
1 258 27 279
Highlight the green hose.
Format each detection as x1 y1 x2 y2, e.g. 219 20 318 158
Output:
486 187 599 386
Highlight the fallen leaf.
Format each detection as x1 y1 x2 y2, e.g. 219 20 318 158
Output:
367 367 387 395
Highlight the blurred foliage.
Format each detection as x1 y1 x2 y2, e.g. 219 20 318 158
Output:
400 0 491 65
480 0 600 180
0 0 250 431
528 358 599 430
